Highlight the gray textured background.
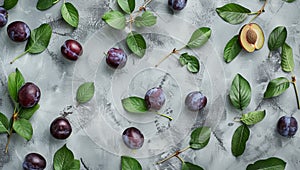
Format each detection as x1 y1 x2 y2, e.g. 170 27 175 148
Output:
1 0 300 169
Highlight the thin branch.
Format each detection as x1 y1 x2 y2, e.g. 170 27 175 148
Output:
249 0 268 23
156 146 190 164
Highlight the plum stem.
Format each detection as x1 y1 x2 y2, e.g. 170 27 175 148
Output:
155 46 185 67
5 110 18 153
248 0 268 23
176 155 184 164
10 50 29 64
291 76 300 109
156 146 190 164
155 112 173 121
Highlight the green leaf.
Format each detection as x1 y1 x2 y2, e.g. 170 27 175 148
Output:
189 126 211 150
3 0 18 10
102 10 126 30
121 156 142 170
69 159 80 170
0 112 9 133
121 97 148 113
216 3 251 25
134 11 157 27
241 110 266 126
282 0 296 3
13 118 33 140
36 0 55 11
187 27 211 48
182 162 204 170
246 157 286 170
179 53 200 73
8 68 25 103
264 77 290 98
61 2 79 28
224 35 242 63
76 82 95 104
231 124 250 157
268 26 287 51
229 74 251 110
25 23 52 54
281 43 294 72
126 32 146 57
117 0 135 14
53 144 79 170
18 104 40 120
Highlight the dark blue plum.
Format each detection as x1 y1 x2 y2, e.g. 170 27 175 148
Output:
185 91 207 111
7 21 30 42
0 7 8 27
50 117 72 140
106 47 127 69
61 39 83 61
18 82 41 108
168 0 187 11
22 153 46 170
144 87 166 111
277 116 298 137
122 127 144 149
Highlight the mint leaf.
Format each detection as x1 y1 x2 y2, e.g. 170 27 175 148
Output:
76 82 95 104
246 157 286 170
229 74 251 110
3 0 18 10
216 3 251 25
121 156 142 170
8 68 25 103
241 110 266 126
117 0 135 14
224 35 242 63
182 162 204 170
61 2 79 28
36 0 56 11
102 10 126 30
189 126 211 150
281 43 294 72
179 53 200 73
231 124 250 157
0 112 9 133
187 27 211 48
126 32 146 57
264 77 290 98
121 97 148 113
268 26 287 51
13 118 33 140
25 23 52 54
53 144 80 170
134 11 157 27
18 104 40 120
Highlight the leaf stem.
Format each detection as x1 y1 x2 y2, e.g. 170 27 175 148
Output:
291 76 300 109
248 0 268 23
10 50 29 64
155 112 173 121
53 0 61 4
155 46 185 67
156 146 190 164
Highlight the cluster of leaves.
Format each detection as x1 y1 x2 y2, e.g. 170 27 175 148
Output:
229 74 266 157
0 69 40 152
102 0 157 58
156 126 211 170
10 23 52 64
263 26 300 109
36 0 79 28
53 144 80 170
155 27 211 73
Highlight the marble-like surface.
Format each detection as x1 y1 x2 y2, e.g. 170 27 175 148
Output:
1 0 300 169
